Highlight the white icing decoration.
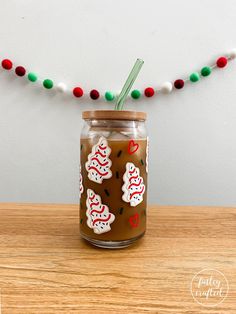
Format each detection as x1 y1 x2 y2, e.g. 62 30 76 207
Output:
122 162 145 207
146 136 149 173
85 137 112 184
86 189 115 234
79 165 84 197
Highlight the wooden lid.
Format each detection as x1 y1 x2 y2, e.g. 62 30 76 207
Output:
82 110 146 121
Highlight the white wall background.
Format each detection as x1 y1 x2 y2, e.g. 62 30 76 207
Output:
0 0 236 206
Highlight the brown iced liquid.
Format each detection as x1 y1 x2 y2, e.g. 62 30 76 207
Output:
80 137 147 242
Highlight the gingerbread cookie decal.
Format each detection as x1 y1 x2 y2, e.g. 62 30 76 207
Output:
86 189 115 234
85 137 112 184
122 162 145 207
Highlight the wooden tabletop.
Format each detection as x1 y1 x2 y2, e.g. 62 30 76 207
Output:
0 203 235 313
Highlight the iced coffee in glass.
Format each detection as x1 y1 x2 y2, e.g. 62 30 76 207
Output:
80 110 148 248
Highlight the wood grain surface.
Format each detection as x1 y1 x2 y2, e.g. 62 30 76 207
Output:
0 203 235 313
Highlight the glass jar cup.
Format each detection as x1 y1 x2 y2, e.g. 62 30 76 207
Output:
79 110 148 248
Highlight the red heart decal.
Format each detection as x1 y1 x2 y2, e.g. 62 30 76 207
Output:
129 213 139 228
128 140 139 155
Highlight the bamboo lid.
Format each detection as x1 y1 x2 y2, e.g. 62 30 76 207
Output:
82 110 146 121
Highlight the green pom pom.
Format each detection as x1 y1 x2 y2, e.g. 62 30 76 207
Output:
43 79 53 89
201 66 211 77
189 72 200 82
105 91 114 101
131 89 141 99
28 72 38 82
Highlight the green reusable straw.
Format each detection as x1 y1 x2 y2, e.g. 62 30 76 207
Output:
115 58 144 110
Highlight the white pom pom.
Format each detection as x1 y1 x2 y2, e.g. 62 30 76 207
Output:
56 82 67 92
161 82 173 94
228 49 236 59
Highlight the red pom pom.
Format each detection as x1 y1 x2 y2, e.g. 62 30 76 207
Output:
90 89 100 100
144 87 155 97
216 57 228 68
73 87 83 97
2 59 13 70
15 66 26 77
174 79 184 89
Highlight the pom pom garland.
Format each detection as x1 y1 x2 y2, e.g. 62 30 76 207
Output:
27 72 38 82
131 89 141 99
190 72 200 83
228 49 236 59
43 79 53 89
15 66 26 77
56 82 67 92
144 87 155 97
90 89 100 100
174 79 184 89
160 82 173 94
2 59 13 70
73 87 83 97
216 57 228 68
105 91 115 101
0 50 235 102
201 66 211 77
